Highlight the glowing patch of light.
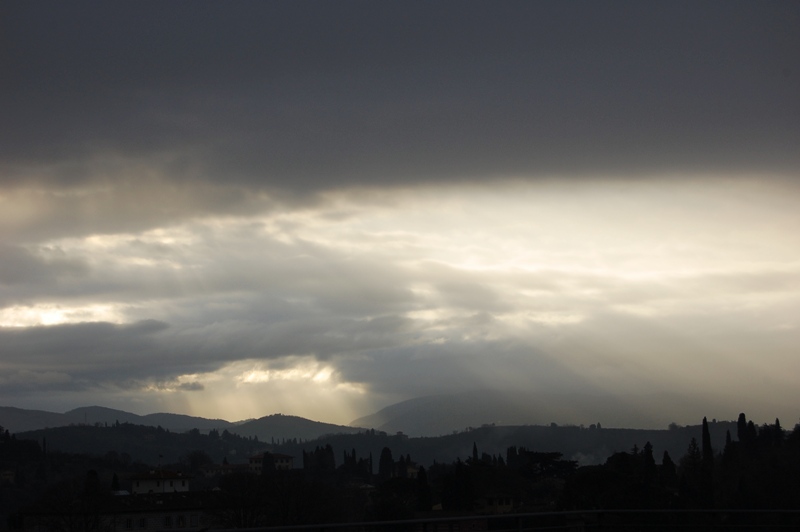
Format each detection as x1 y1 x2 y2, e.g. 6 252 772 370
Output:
405 309 442 321
312 367 332 382
236 360 338 386
0 304 127 327
611 304 660 317
139 371 222 394
496 311 586 327
149 358 372 423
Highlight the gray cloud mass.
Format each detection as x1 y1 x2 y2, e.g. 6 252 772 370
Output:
2 2 798 196
1 1 799 427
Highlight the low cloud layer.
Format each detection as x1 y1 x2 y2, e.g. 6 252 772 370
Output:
3 183 800 425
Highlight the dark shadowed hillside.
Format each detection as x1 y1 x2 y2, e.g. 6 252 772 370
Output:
66 406 237 432
0 406 69 433
15 413 744 471
3 406 365 446
0 405 237 434
232 413 364 442
16 423 262 465
289 421 735 468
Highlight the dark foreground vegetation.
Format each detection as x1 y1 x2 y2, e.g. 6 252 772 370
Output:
2 413 800 530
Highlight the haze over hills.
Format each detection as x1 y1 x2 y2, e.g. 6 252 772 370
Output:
350 390 744 436
2 390 769 441
4 398 782 470
15 416 735 469
0 405 365 442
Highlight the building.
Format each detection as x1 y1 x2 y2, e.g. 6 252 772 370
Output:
199 462 249 478
249 452 294 473
130 470 189 495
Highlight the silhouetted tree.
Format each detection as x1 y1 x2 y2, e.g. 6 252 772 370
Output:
702 417 714 465
397 454 407 479
378 447 394 481
746 420 757 444
660 451 677 489
186 449 213 472
737 413 747 441
642 442 656 485
506 446 519 468
416 466 433 511
679 438 702 497
441 460 473 511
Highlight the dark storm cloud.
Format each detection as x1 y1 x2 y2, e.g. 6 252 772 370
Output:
2 1 798 197
0 244 88 286
0 320 169 391
0 320 168 365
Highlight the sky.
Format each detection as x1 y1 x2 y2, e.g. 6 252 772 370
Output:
1 1 799 429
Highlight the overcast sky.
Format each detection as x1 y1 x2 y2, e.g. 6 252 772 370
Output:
1 1 799 428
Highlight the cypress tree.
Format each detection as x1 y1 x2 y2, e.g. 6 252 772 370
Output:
702 417 714 465
642 442 656 485
378 447 394 481
737 413 747 442
660 451 677 488
416 466 433 511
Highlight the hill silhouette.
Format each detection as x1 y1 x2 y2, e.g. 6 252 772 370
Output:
0 405 238 434
233 413 362 442
15 418 735 469
1 405 362 441
66 406 238 432
350 390 733 436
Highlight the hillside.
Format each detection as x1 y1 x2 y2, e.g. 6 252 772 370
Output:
289 420 735 467
0 405 237 434
15 417 735 470
350 390 735 436
0 406 69 433
16 422 262 465
2 405 360 440
232 413 364 442
3 405 365 447
66 406 237 432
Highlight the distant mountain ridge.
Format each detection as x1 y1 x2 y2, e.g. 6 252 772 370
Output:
0 405 238 434
66 406 238 432
3 388 744 441
14 414 737 470
0 405 363 441
0 406 71 434
350 390 739 436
